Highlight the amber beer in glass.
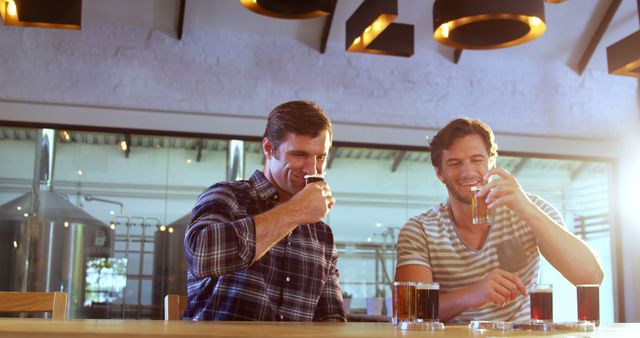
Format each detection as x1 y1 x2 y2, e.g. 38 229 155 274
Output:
471 186 493 224
415 282 439 322
530 283 553 322
577 284 600 326
392 282 415 326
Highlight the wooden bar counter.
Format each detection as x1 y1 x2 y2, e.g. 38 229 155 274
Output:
0 319 637 338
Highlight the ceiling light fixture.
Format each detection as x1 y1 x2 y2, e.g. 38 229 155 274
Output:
544 0 566 3
239 0 332 19
606 0 640 78
0 0 82 30
346 0 414 57
432 0 546 50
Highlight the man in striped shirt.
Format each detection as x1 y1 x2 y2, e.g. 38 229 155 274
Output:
184 100 346 321
395 118 603 323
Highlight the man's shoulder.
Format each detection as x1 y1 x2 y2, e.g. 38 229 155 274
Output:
201 179 253 197
408 202 447 225
400 203 448 238
194 179 255 211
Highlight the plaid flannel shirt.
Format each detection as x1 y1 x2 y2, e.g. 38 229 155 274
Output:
183 170 346 322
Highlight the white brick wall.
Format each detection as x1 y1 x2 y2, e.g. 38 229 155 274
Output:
1 22 640 321
0 23 638 139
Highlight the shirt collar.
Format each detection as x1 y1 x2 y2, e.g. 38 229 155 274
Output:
249 170 279 201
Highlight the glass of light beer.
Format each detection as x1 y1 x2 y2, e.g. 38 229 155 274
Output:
415 282 439 322
577 284 599 326
471 186 493 224
304 174 324 185
530 283 553 322
392 282 416 326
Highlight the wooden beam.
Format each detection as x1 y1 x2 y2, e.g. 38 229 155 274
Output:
177 0 186 40
391 151 406 172
124 134 131 158
320 0 337 53
576 0 621 75
454 48 463 64
195 139 203 162
571 162 590 181
327 147 337 169
511 158 529 176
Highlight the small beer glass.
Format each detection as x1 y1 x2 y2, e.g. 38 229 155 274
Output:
471 186 493 224
391 282 416 326
530 283 553 322
415 282 439 322
577 284 600 326
304 174 324 185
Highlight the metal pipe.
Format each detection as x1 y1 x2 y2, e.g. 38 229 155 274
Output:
84 195 125 215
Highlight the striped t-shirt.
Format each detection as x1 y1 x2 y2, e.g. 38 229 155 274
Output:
396 194 564 323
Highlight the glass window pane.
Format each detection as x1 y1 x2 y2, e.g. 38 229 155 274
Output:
0 127 36 205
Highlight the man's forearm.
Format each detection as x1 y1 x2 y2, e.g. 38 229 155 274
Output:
520 202 604 285
253 202 302 261
439 287 478 323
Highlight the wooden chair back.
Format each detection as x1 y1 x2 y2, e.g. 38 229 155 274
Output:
164 294 188 320
0 292 67 320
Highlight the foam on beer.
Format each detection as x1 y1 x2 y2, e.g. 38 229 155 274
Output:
532 287 553 293
416 282 439 290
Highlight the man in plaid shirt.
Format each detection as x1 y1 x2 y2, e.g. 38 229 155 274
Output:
183 100 346 321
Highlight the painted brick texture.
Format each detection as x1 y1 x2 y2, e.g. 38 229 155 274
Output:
0 23 638 139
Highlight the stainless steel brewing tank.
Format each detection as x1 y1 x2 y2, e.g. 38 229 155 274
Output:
152 214 188 317
0 191 112 318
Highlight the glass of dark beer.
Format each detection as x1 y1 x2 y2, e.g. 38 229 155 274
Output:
392 282 416 326
577 284 600 326
415 282 439 322
530 283 553 322
471 186 493 224
304 174 324 185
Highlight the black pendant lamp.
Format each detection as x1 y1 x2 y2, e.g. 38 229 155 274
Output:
0 0 81 30
432 0 546 50
240 0 332 19
607 0 640 78
345 0 414 57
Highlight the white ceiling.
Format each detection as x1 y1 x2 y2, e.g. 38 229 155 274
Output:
81 0 640 74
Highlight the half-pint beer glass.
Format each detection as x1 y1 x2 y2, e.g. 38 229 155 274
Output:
577 284 600 326
471 186 493 224
530 283 553 322
392 282 415 326
304 174 324 185
415 282 439 322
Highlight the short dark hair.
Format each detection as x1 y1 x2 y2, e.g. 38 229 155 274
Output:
263 100 333 151
429 118 498 168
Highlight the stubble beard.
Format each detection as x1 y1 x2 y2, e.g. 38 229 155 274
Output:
446 181 472 205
